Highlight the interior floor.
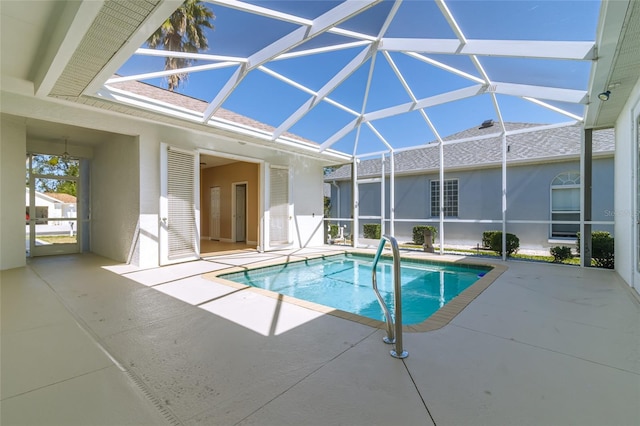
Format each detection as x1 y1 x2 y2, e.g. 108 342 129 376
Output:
200 238 256 257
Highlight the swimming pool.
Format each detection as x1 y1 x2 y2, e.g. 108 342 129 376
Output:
219 253 491 326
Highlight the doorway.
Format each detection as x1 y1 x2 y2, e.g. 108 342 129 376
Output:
210 186 221 240
26 153 80 256
233 182 247 242
199 154 259 255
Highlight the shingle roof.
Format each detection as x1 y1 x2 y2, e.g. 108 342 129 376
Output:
108 78 315 145
44 193 77 203
325 123 614 180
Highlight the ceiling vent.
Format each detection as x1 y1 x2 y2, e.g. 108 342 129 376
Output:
479 119 494 129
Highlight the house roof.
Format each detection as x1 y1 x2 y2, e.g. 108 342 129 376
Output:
108 78 315 145
43 193 77 203
325 122 614 180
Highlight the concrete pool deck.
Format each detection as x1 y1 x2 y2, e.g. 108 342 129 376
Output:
2 247 639 425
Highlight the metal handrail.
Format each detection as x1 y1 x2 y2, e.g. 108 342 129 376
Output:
371 235 408 359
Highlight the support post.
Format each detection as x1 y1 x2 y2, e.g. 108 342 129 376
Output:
390 152 395 236
380 153 385 236
439 138 445 254
580 128 593 267
352 160 359 248
501 133 507 261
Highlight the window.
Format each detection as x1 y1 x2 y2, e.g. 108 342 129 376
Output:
550 171 580 238
431 179 458 217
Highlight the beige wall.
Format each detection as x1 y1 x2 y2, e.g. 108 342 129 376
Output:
201 161 259 243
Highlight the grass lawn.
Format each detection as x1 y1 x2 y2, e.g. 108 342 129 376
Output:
399 243 582 265
37 236 77 244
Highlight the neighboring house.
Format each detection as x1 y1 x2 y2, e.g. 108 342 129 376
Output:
325 122 615 251
25 188 77 224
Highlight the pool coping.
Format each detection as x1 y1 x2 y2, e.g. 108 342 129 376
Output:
202 248 507 333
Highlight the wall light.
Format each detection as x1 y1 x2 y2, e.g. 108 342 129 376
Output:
598 90 611 101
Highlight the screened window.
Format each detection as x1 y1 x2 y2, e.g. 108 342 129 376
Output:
551 171 580 238
431 179 458 217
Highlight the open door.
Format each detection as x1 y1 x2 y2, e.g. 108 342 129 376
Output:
27 153 81 257
160 144 200 265
234 183 247 242
269 166 291 246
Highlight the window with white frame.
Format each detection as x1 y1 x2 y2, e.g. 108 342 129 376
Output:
431 179 458 217
550 171 580 238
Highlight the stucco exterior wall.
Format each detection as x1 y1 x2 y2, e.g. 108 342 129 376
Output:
614 77 640 290
91 135 140 262
200 161 259 243
0 116 27 270
330 157 614 251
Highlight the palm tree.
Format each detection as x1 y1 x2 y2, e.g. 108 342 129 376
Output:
147 0 214 91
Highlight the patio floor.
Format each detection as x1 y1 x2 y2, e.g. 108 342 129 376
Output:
2 247 639 425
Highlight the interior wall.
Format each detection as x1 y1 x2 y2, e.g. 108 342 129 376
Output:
91 135 140 262
0 116 27 270
201 161 259 243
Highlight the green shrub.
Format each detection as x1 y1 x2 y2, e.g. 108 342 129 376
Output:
363 224 381 239
482 231 500 248
576 231 615 269
550 246 572 263
412 225 437 245
488 232 520 257
328 224 339 238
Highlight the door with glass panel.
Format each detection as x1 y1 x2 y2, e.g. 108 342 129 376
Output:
26 153 80 256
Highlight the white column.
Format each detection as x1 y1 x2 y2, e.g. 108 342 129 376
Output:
352 159 359 248
502 133 507 261
380 153 385 236
390 152 395 236
439 138 444 254
580 128 593 267
0 116 27 270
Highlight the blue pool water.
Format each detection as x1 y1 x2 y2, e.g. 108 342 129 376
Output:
220 253 490 325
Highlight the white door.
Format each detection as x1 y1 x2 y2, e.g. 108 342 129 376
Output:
210 187 220 240
160 144 200 265
269 167 290 246
235 184 246 242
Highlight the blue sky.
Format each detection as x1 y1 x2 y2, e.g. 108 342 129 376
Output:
117 0 602 155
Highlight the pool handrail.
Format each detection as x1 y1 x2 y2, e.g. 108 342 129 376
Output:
372 235 408 359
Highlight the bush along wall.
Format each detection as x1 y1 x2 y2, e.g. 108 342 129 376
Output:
363 224 381 239
482 231 500 248
550 246 572 263
488 231 520 257
412 225 437 245
576 231 614 269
